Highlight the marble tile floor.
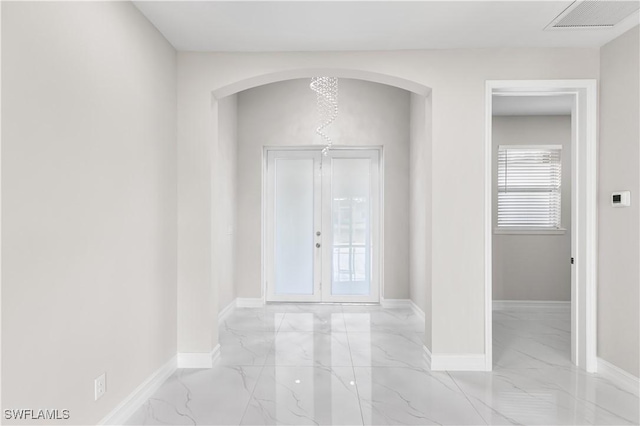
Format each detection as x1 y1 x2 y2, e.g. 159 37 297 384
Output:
126 304 639 425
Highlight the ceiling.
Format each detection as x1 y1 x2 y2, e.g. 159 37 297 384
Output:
493 95 573 116
133 1 640 52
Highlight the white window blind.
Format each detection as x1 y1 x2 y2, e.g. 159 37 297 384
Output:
498 145 562 229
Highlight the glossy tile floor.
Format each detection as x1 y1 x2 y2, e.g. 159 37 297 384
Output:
126 304 639 425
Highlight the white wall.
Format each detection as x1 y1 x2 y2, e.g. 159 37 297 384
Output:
598 25 639 377
177 47 599 358
409 93 432 349
176 53 216 354
216 95 238 311
492 116 572 301
2 2 177 424
235 78 410 300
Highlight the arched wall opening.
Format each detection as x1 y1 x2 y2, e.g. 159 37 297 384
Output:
211 68 432 99
179 69 433 367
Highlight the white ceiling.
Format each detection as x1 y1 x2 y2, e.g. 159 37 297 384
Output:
493 95 574 116
133 1 640 52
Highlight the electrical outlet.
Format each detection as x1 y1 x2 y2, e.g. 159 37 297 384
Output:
94 373 106 401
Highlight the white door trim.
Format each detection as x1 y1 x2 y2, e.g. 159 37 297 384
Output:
485 80 598 373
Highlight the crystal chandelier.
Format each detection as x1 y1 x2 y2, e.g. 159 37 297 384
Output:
310 77 338 155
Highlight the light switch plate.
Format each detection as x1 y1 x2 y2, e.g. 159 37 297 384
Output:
611 191 631 207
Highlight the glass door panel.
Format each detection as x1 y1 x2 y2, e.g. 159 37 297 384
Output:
266 150 322 302
274 158 315 295
330 158 371 296
322 150 380 303
266 148 379 303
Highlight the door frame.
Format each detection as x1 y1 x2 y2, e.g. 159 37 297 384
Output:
262 146 384 304
485 80 598 372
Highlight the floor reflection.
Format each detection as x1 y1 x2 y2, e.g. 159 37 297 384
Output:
126 303 639 425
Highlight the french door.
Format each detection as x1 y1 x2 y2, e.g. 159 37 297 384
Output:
265 148 380 303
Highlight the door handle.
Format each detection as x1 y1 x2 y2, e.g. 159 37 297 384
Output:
316 243 321 248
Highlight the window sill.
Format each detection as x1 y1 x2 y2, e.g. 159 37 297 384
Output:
494 228 567 235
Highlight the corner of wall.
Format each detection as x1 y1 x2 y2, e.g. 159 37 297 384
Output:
597 24 640 378
409 92 433 351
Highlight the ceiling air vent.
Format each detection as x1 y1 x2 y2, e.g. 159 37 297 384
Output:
547 0 640 29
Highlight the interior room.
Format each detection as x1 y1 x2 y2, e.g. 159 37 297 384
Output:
2 1 639 425
491 95 574 370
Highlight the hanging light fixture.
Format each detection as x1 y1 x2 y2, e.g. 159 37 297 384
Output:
310 77 338 155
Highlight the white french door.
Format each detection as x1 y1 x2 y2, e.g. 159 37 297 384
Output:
265 148 380 303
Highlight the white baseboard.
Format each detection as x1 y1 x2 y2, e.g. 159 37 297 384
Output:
218 300 236 322
380 298 425 323
380 298 413 309
177 344 221 369
423 345 432 370
211 344 221 365
409 300 426 323
597 357 640 396
236 298 264 308
98 356 177 425
493 300 570 311
430 353 487 371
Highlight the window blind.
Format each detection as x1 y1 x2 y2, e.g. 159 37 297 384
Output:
498 146 562 228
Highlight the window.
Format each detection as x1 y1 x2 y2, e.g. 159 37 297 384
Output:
497 145 562 230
